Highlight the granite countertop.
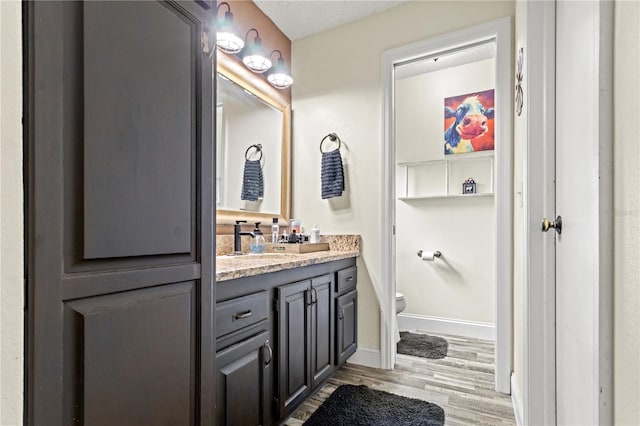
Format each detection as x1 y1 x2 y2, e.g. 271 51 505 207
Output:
216 235 360 282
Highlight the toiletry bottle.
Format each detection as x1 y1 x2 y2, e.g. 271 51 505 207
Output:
310 225 320 243
250 222 265 254
271 217 279 247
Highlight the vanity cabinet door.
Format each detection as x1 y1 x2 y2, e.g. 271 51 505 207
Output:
310 274 334 388
216 331 272 426
277 280 312 418
336 290 358 366
277 274 335 417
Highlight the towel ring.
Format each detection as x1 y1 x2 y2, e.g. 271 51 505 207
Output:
245 144 263 161
320 133 341 154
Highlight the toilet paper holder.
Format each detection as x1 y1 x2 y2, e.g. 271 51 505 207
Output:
417 250 442 259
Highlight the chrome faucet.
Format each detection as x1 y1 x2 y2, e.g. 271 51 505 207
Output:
233 220 255 255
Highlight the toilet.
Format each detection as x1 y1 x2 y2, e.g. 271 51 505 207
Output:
395 292 406 343
395 292 406 314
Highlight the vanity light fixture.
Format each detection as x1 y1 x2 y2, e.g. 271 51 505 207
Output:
242 28 272 73
215 2 244 54
267 50 293 90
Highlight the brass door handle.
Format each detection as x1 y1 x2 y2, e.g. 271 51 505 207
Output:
541 216 562 234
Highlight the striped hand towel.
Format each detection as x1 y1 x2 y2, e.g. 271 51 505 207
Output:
321 149 344 199
241 159 264 201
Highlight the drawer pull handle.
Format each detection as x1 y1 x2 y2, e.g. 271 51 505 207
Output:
345 276 354 282
233 310 252 320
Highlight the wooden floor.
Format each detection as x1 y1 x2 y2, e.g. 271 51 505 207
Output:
283 333 516 426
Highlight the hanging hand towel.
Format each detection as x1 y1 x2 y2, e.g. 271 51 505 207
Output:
241 159 264 201
321 149 344 199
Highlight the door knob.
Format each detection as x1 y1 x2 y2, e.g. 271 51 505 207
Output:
541 216 562 234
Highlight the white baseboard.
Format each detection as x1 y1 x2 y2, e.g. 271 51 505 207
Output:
511 374 524 426
346 347 380 369
397 313 495 340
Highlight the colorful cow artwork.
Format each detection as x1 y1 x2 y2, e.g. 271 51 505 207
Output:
444 89 495 155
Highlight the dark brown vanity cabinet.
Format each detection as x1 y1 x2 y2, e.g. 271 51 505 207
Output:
215 258 357 425
276 274 334 417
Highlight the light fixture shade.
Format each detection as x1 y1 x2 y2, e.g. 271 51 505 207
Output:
268 57 293 89
215 4 244 54
216 30 244 54
242 30 272 73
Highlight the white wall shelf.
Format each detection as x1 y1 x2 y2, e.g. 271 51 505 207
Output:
396 153 494 199
398 192 494 201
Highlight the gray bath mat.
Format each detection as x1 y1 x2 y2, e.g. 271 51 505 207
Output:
397 332 448 359
303 384 445 426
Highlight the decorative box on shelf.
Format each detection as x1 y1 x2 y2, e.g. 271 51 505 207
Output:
265 242 330 254
462 177 477 194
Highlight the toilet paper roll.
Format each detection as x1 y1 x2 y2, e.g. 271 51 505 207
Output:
420 250 436 261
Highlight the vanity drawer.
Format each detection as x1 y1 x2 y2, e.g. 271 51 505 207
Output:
216 291 269 338
336 266 357 294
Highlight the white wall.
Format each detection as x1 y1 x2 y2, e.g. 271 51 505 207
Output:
394 59 495 324
613 1 640 424
291 1 515 352
0 1 24 424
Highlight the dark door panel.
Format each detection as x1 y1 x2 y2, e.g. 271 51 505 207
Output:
336 290 358 366
277 280 311 417
64 283 197 425
311 274 334 387
216 331 272 426
27 1 215 424
83 1 194 259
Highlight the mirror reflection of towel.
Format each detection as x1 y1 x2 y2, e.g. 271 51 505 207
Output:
241 159 263 201
321 149 344 199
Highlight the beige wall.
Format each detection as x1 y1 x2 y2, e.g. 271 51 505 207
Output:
0 1 24 424
613 1 640 424
291 1 515 351
395 59 496 324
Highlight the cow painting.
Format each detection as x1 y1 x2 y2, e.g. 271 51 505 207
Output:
444 89 495 155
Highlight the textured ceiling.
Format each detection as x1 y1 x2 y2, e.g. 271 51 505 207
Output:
253 0 409 41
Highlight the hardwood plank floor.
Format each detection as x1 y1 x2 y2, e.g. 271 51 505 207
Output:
283 333 516 426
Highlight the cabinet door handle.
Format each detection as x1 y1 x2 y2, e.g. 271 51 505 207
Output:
345 276 354 282
264 340 272 366
312 288 318 304
233 310 252 320
339 308 344 320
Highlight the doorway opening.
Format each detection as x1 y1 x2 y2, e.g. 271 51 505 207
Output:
381 17 512 394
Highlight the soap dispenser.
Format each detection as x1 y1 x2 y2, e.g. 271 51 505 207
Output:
250 222 265 254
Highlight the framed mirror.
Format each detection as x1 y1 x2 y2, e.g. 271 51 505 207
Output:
216 52 291 224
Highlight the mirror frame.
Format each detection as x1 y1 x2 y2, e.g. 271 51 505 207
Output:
216 51 291 225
